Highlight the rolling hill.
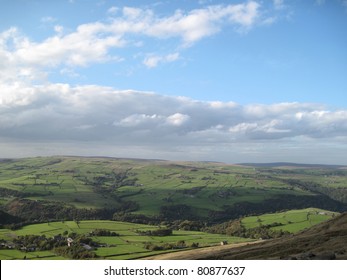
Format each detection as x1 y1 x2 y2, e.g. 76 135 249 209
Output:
0 156 347 226
1 156 347 259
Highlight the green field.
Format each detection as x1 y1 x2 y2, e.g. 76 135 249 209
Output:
0 220 252 260
3 156 343 223
241 208 338 233
1 157 346 259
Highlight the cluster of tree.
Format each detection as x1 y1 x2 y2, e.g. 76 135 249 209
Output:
159 204 197 220
113 204 203 225
144 240 187 251
10 232 101 259
208 194 347 223
0 187 45 199
136 228 172 236
12 234 67 251
112 213 206 231
89 169 138 193
165 220 206 231
0 210 22 227
283 178 347 203
53 245 97 259
89 229 119 236
178 186 205 196
4 199 116 223
0 187 23 197
69 234 99 247
112 212 160 225
205 219 289 239
324 188 347 204
114 201 139 212
1 197 138 229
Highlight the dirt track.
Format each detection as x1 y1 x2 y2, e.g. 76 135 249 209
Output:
141 241 262 260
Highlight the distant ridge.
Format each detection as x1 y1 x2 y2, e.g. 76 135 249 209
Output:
1 156 346 169
34 155 168 162
238 162 346 169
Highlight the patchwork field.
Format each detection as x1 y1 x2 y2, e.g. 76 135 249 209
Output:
0 156 346 259
0 220 252 260
1 156 346 224
241 208 338 233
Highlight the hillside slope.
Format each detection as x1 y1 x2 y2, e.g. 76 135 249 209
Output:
145 212 347 260
1 156 346 224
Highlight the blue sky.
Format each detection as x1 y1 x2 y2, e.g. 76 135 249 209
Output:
0 0 347 163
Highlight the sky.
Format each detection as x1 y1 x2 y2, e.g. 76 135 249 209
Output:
0 0 347 164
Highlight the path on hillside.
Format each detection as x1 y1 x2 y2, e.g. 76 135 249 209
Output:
140 241 263 260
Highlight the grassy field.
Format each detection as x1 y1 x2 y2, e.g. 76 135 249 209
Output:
1 156 334 220
0 220 252 260
0 157 345 260
0 208 338 259
241 208 338 233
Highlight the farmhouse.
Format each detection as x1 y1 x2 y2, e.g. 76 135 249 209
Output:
67 237 74 247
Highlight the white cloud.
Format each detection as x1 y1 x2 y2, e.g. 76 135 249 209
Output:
226 1 260 27
16 27 124 67
117 114 162 127
262 16 277 25
0 2 266 83
145 2 260 45
1 2 344 163
143 56 162 68
122 7 144 19
0 26 125 84
1 82 347 142
166 113 190 126
143 52 180 68
0 82 346 163
54 25 64 34
107 6 119 15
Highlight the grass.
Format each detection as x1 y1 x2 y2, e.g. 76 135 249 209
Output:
0 249 62 260
1 157 346 259
241 208 337 233
1 156 325 218
0 220 253 260
8 157 347 216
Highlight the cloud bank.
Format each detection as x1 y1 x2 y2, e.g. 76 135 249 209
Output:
1 83 346 163
0 1 346 163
